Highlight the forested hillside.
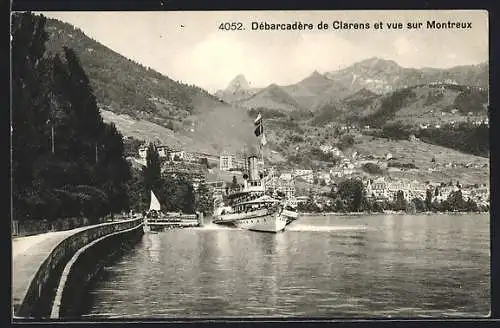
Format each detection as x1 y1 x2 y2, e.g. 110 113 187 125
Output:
44 18 221 127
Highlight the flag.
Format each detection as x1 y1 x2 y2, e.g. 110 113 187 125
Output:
254 113 263 136
254 124 263 137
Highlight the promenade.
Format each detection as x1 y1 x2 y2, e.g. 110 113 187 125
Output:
12 227 89 313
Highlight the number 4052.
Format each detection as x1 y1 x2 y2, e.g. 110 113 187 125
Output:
219 22 244 30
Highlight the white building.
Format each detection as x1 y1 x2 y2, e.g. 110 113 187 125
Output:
293 169 314 183
138 144 169 159
219 153 235 171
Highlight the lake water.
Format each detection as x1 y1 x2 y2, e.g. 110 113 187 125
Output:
82 214 490 319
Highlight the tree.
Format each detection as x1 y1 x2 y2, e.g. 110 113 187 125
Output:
12 12 52 220
464 198 479 212
393 190 407 211
143 143 162 197
362 163 383 175
337 178 365 212
425 189 434 211
12 12 133 222
412 197 426 212
447 190 465 211
334 198 345 212
195 183 214 216
200 157 209 169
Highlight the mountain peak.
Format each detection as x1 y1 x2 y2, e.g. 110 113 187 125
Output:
226 74 250 93
299 70 331 85
311 70 322 77
356 57 400 70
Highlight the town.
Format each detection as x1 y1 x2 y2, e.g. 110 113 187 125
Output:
128 134 490 214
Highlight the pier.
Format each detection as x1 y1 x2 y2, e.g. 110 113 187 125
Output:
144 212 204 231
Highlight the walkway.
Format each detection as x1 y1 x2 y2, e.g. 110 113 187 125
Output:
12 226 90 312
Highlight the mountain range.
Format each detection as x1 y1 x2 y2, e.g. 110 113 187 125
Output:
216 57 488 113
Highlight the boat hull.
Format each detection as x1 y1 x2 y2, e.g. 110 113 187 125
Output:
214 211 287 233
282 209 300 225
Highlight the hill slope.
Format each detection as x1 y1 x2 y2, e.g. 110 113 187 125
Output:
312 83 489 128
43 17 258 154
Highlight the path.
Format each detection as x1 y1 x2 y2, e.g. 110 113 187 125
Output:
12 226 90 312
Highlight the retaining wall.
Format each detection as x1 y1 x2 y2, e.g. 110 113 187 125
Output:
15 218 143 319
51 223 143 318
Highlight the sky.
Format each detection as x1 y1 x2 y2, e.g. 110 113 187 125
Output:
38 10 488 93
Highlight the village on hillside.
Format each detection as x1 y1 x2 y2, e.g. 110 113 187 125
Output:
126 126 490 214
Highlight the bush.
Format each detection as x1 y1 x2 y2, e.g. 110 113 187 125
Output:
362 163 383 175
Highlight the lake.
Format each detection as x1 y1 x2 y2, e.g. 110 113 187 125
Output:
82 213 490 319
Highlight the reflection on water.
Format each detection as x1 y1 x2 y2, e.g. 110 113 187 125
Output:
84 214 490 318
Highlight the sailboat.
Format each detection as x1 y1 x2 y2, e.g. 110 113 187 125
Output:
149 190 161 212
143 190 161 233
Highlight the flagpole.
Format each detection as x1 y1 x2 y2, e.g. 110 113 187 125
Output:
51 123 55 154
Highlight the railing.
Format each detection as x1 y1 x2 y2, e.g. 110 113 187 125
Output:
14 217 143 318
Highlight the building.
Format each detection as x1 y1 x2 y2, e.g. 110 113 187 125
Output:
169 150 185 161
157 146 169 158
366 177 389 200
219 152 246 171
138 145 148 159
317 172 332 185
138 144 169 159
293 169 314 184
205 180 227 196
265 174 296 199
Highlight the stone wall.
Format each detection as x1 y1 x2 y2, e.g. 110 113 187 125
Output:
12 215 130 237
15 218 143 318
51 224 143 318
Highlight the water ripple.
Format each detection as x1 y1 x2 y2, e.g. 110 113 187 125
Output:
84 214 490 318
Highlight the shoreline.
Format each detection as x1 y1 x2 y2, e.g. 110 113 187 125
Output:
299 211 489 217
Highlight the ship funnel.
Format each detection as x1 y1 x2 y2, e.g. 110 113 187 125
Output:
248 156 258 181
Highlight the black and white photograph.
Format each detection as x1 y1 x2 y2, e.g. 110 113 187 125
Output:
11 10 490 320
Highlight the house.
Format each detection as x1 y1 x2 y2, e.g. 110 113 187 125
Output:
184 152 199 162
205 180 226 196
317 172 332 185
170 150 186 161
138 145 148 159
294 169 314 183
279 173 293 181
296 196 309 204
366 177 389 200
157 146 169 158
276 179 296 199
219 152 236 171
138 144 169 159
